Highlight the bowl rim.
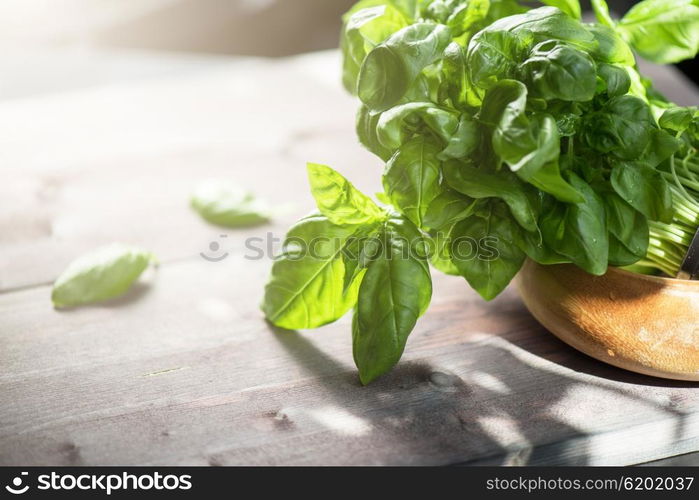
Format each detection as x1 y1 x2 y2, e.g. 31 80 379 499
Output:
607 265 699 290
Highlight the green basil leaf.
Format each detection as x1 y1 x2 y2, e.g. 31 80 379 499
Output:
376 102 459 150
357 105 394 161
604 191 649 260
446 0 491 37
442 42 482 108
610 163 674 223
540 173 609 275
262 213 364 329
423 188 477 229
590 0 615 28
467 30 528 89
539 0 581 20
659 106 696 133
522 41 597 102
307 163 385 226
583 95 655 160
586 24 635 65
477 6 596 51
352 214 432 384
341 4 409 94
358 22 452 111
617 0 699 64
443 159 539 232
51 244 156 308
450 203 526 300
597 63 631 98
382 137 443 228
191 180 270 227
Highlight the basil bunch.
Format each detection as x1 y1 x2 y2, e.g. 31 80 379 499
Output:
263 0 699 383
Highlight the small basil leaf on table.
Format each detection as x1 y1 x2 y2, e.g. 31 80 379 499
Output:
191 180 270 227
449 202 526 300
307 163 385 225
358 22 452 111
262 213 365 330
382 137 442 228
51 244 156 308
352 214 432 384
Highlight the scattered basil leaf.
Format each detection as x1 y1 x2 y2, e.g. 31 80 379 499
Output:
52 244 156 308
191 180 270 227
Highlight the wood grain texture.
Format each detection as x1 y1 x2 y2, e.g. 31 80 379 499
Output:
1 49 698 466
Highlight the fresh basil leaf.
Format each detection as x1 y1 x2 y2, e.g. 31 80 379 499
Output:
604 191 649 260
636 129 682 169
539 0 581 20
659 106 696 133
383 137 443 227
467 30 528 89
341 4 409 94
358 22 452 111
446 0 491 37
597 63 631 98
617 0 699 64
522 41 597 102
423 188 477 229
590 0 615 28
352 214 432 384
450 203 526 300
540 173 609 275
442 42 483 108
427 222 461 275
439 114 480 159
51 244 156 308
477 6 596 51
262 213 364 329
583 95 655 160
357 105 394 161
307 163 385 226
191 180 270 227
610 163 674 223
376 102 459 151
443 158 539 232
586 24 635 65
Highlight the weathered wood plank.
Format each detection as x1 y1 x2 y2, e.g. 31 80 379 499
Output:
1 255 698 465
1 49 699 466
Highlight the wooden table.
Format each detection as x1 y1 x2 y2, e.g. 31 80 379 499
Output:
1 49 699 466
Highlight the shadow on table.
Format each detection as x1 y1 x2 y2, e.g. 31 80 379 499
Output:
267 295 694 465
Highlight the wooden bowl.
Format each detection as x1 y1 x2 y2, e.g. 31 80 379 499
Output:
516 259 699 381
